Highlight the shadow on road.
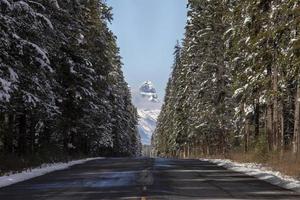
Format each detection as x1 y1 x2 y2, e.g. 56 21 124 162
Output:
0 158 299 199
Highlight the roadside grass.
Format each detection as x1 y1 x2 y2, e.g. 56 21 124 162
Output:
226 151 300 179
196 150 300 179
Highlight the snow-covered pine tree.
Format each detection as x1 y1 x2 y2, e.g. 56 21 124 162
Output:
0 0 140 167
154 0 234 157
154 0 300 158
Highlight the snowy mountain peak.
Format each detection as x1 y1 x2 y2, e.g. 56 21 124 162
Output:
139 81 159 103
132 81 162 145
132 81 161 110
140 81 156 94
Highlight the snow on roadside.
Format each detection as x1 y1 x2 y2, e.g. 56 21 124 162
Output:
201 158 300 193
0 157 102 188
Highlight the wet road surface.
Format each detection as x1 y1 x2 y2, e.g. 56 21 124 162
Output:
0 158 299 199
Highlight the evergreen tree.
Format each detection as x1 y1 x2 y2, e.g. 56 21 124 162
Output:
154 0 300 158
0 0 140 168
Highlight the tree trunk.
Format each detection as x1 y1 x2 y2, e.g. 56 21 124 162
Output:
293 83 300 153
280 105 284 154
267 103 273 151
272 66 279 151
244 119 250 153
254 100 260 140
266 66 273 151
279 103 284 151
18 111 27 156
2 113 13 154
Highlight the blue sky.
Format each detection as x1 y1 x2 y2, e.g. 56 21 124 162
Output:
106 0 187 98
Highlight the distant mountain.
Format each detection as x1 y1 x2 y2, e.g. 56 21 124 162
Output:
132 81 161 145
137 109 160 145
132 81 161 110
139 81 159 103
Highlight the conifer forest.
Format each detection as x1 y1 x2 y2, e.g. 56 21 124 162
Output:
0 0 141 170
153 0 300 159
0 0 299 180
2 0 300 199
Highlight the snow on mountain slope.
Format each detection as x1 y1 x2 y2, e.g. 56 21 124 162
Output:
137 109 160 145
132 81 161 145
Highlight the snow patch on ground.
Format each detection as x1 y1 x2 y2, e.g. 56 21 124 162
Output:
0 157 102 188
201 158 300 193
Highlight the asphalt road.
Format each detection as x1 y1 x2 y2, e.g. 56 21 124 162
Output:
0 158 299 200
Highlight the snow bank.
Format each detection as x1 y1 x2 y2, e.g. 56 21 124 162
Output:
0 157 102 188
201 158 300 193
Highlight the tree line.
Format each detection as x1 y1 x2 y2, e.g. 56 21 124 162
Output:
0 0 141 166
153 0 299 158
